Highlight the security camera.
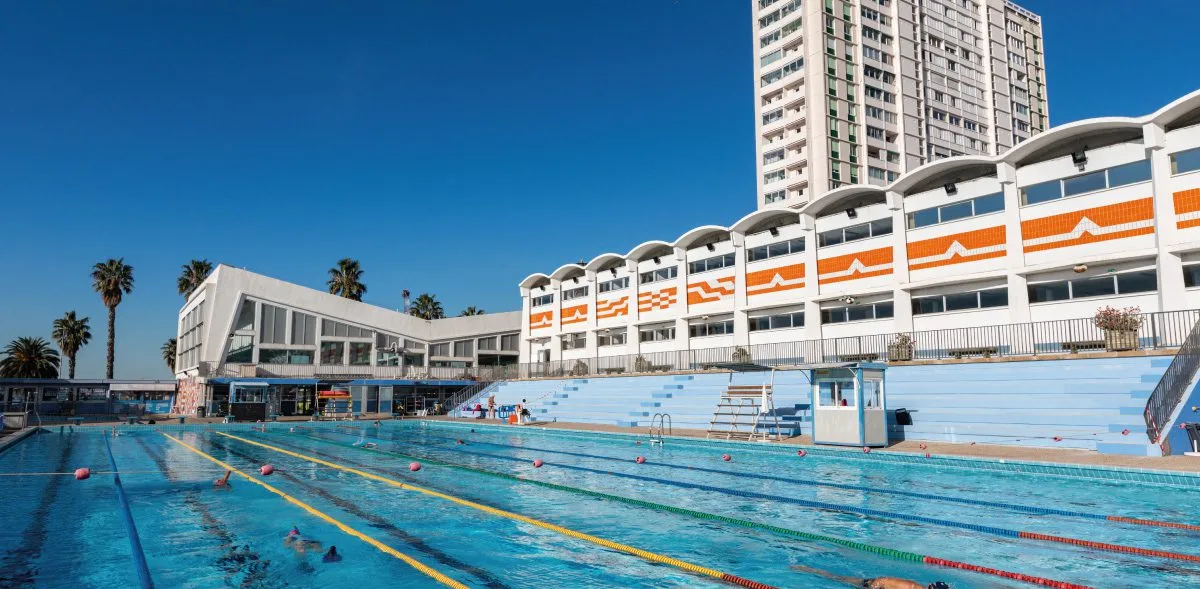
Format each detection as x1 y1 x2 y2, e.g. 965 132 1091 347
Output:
701 315 710 320
1073 264 1088 274
841 296 856 305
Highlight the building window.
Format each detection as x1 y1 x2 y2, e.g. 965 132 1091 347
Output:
234 299 255 331
429 343 451 357
1184 263 1200 287
262 349 314 365
689 318 734 338
290 312 316 345
321 319 371 339
562 285 589 300
225 334 252 364
598 276 629 293
821 301 894 324
319 341 344 365
561 332 586 351
1021 159 1152 205
748 310 805 331
764 190 787 204
688 253 735 274
349 342 372 366
1171 147 1200 175
818 217 893 247
597 330 627 346
906 192 1003 228
260 304 287 344
748 237 806 262
477 336 497 351
453 340 473 357
531 293 554 307
639 266 678 285
912 287 1008 315
1028 269 1158 303
638 325 676 342
500 334 520 351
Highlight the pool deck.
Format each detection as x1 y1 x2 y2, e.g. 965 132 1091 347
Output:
442 417 1200 473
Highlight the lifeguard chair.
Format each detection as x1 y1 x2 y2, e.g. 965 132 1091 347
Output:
704 363 783 442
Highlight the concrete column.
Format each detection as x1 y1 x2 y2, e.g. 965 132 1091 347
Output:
1145 122 1188 311
673 247 689 352
250 300 262 364
518 286 531 364
887 191 913 332
731 231 750 346
585 269 598 360
997 161 1032 323
799 213 823 340
626 259 641 354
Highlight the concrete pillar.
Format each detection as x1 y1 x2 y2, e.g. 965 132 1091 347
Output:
1145 122 1188 311
887 191 913 332
673 247 689 352
731 231 750 347
626 259 641 354
799 213 823 340
997 162 1032 323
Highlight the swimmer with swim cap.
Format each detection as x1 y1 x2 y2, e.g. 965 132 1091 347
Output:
213 469 232 490
791 564 947 589
323 546 342 563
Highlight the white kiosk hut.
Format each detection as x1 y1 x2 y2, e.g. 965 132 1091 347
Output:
811 363 888 447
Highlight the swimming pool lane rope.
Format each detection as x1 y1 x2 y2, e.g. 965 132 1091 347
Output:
158 432 471 589
284 428 1094 589
407 430 1200 534
213 432 780 589
102 432 156 589
313 427 1200 566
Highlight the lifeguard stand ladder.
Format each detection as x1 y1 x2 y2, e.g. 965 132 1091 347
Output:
705 366 782 442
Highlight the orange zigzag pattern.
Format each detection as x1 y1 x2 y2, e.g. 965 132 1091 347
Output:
745 263 805 296
907 226 1006 271
817 247 893 285
596 297 629 319
686 275 735 305
529 310 553 330
560 304 587 326
638 287 677 312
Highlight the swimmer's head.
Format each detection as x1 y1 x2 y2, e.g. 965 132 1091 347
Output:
288 527 300 536
927 583 950 589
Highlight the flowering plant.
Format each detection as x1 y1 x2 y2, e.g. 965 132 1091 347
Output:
1093 306 1143 331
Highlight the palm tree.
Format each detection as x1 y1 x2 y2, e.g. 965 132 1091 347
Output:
0 337 60 378
410 293 445 320
459 306 485 316
327 258 366 301
91 258 134 379
51 311 91 379
177 259 213 298
162 338 177 373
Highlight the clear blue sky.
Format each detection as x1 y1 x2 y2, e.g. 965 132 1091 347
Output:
1 1 1197 379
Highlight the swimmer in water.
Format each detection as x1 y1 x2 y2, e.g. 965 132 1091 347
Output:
790 564 947 589
322 546 342 563
213 469 233 490
284 527 323 554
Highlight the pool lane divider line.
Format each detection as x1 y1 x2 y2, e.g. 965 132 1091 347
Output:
284 429 1095 589
407 430 1200 534
102 432 156 589
157 432 470 589
326 428 1200 565
214 432 779 589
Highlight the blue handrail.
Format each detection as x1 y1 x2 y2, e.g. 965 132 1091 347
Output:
102 433 155 588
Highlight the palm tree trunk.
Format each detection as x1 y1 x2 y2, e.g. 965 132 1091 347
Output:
106 306 116 379
69 354 76 380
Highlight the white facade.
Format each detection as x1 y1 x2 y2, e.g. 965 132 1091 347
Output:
176 265 521 380
523 89 1200 364
753 0 1049 209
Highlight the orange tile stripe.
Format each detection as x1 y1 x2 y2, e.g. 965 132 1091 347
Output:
595 297 629 320
1173 188 1200 229
637 286 677 312
686 275 736 305
1021 197 1154 253
560 304 587 326
746 263 805 296
907 226 1006 271
529 310 553 330
817 247 893 285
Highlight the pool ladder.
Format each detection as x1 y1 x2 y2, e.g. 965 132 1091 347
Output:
649 413 671 446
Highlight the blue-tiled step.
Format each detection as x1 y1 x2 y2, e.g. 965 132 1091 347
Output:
673 375 694 381
651 393 674 399
663 384 683 390
571 379 589 384
1096 441 1161 456
563 386 578 391
554 393 570 398
628 411 650 417
1151 357 1172 368
1128 390 1152 400
615 420 640 427
639 402 662 408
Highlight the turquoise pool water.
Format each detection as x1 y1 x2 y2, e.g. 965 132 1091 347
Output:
1 421 1198 588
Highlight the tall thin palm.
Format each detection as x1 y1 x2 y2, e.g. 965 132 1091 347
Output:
0 337 60 379
177 259 213 298
162 338 177 373
410 293 445 320
459 306 485 316
327 258 367 301
51 311 91 379
91 258 134 379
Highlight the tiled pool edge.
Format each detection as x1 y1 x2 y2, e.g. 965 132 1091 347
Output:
0 427 39 454
417 420 1200 489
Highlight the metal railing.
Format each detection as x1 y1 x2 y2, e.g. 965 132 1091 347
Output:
195 309 1200 384
445 381 494 416
1144 313 1200 445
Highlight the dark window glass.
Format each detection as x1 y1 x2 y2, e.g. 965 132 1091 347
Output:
913 297 943 315
1107 160 1152 188
768 241 790 257
1029 281 1069 303
819 229 844 247
821 309 846 323
769 314 792 329
944 291 979 311
847 305 873 322
1171 147 1200 175
874 301 894 318
791 312 805 327
979 288 1009 308
909 208 939 228
1116 269 1157 294
1062 170 1107 197
259 349 289 364
748 246 769 262
870 217 893 236
1071 276 1117 298
789 238 806 253
843 224 870 242
1022 180 1061 204
939 201 973 223
972 193 1005 215
1184 264 1200 288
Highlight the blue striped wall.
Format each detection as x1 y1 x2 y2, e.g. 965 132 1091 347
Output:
471 356 1171 454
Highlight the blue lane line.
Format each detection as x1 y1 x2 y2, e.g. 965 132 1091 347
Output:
307 428 1021 539
372 428 1110 522
102 433 156 589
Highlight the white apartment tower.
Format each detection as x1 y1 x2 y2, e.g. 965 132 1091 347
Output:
753 0 1049 208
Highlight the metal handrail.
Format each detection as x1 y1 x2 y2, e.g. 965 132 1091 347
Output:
1144 313 1200 444
649 413 671 445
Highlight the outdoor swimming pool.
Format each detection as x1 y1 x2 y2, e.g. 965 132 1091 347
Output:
1 421 1198 588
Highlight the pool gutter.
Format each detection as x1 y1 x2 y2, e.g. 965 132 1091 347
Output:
0 426 40 455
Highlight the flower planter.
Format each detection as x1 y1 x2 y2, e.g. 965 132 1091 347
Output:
887 345 913 361
1104 329 1139 352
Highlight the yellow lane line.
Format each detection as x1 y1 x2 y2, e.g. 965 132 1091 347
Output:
159 432 468 589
